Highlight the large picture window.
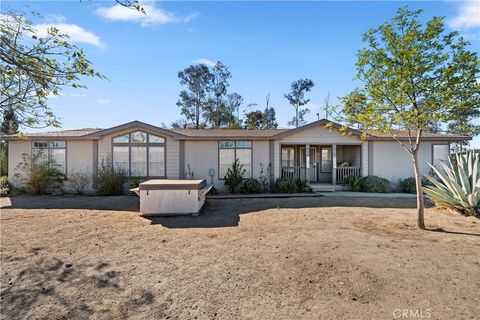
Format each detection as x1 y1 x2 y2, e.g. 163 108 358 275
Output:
112 131 166 177
32 141 66 174
219 141 252 179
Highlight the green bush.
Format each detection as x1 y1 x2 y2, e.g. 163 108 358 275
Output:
242 178 262 193
360 175 391 193
96 155 127 196
224 158 246 193
273 178 297 193
399 177 416 193
68 168 91 194
0 176 9 195
424 150 479 216
295 178 310 192
344 175 362 191
13 152 64 194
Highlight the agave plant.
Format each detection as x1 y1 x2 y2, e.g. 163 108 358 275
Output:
423 151 480 216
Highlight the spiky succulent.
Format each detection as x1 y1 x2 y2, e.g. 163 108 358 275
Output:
423 151 480 216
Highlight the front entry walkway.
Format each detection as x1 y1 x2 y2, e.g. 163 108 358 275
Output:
310 183 345 192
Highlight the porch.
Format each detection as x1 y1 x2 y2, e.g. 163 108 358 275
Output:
280 144 362 185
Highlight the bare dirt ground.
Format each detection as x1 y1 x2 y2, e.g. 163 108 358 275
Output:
1 195 479 320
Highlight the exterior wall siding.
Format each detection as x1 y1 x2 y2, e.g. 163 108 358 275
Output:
7 140 31 186
371 141 439 182
67 140 95 192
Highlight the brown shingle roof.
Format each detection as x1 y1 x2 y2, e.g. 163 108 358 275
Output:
172 128 287 138
365 130 470 140
2 128 102 139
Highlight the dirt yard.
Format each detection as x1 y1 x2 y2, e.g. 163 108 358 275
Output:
1 195 479 320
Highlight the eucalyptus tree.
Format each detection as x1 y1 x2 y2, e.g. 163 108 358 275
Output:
0 12 105 128
177 64 214 128
330 7 480 229
208 61 231 128
284 79 314 127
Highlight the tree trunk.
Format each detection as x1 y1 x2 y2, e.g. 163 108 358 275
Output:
295 107 299 128
412 150 426 229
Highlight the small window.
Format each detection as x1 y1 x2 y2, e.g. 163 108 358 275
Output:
433 144 449 168
148 134 165 143
33 141 48 148
131 131 147 143
113 134 129 143
219 141 235 149
235 141 252 148
50 141 65 148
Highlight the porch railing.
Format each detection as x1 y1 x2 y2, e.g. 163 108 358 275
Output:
281 166 307 180
336 166 361 184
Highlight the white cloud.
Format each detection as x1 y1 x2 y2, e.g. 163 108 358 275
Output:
193 58 217 67
97 98 111 105
95 2 198 27
305 102 321 110
34 23 104 48
71 93 87 98
448 1 480 29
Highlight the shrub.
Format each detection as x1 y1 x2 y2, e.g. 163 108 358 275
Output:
128 177 145 189
13 152 64 194
399 177 416 193
0 176 9 195
258 163 273 192
68 168 91 195
96 155 127 196
360 175 391 193
242 178 262 193
272 178 298 193
224 158 246 193
423 150 479 216
295 178 310 192
344 175 362 191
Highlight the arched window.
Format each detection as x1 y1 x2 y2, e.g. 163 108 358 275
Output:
112 131 166 177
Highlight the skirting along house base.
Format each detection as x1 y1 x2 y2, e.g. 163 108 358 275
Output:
4 119 470 193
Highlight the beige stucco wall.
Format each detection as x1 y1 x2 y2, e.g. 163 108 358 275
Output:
371 141 445 183
67 140 95 192
7 140 31 186
273 126 369 178
97 126 180 179
7 139 95 192
184 140 270 191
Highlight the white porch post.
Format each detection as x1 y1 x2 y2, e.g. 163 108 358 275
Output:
332 144 337 185
305 144 310 182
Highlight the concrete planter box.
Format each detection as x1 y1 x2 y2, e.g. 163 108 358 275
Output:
131 179 210 216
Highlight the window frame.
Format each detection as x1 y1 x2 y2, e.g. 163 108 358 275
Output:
31 140 67 175
111 131 167 178
218 140 253 180
432 143 450 168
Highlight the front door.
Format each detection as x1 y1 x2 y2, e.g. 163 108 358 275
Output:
308 147 317 182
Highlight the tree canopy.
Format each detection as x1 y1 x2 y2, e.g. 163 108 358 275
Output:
284 79 314 127
330 7 480 229
0 12 105 128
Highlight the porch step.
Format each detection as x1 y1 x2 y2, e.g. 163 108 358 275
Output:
310 183 345 192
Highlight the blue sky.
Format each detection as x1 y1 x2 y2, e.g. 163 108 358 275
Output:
4 0 480 147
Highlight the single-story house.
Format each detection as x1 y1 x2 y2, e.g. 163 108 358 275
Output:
3 119 471 192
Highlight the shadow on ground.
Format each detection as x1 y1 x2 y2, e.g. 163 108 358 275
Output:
146 196 434 228
1 195 139 212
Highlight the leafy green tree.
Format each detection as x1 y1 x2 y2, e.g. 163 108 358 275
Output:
244 110 265 129
262 94 278 129
284 79 314 127
331 7 480 229
1 107 19 135
177 64 213 128
224 92 243 128
0 12 105 128
208 61 231 127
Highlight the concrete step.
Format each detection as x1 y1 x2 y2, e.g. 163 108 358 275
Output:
310 184 345 192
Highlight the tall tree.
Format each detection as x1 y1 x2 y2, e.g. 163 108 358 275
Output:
330 7 480 229
177 64 213 128
208 62 231 128
244 110 265 129
224 92 243 128
0 12 105 128
284 79 314 127
262 93 278 129
0 107 19 135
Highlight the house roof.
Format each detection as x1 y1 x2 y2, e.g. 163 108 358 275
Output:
2 119 471 141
